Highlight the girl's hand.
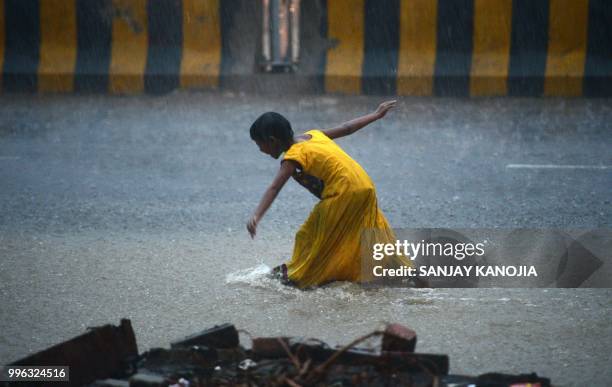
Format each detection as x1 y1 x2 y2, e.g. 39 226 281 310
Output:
374 100 397 119
247 215 258 238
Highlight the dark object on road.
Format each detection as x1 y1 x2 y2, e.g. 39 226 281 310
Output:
5 319 137 387
3 321 551 387
170 323 239 349
381 323 417 352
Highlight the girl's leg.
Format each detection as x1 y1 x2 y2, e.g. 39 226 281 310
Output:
271 263 297 286
271 263 288 280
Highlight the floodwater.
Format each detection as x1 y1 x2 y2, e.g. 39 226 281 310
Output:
1 92 611 386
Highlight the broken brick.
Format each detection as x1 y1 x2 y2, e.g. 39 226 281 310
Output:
381 323 417 352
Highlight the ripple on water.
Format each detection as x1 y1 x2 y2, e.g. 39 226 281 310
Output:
225 264 373 301
225 265 447 307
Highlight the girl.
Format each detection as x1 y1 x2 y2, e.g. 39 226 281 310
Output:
247 100 414 288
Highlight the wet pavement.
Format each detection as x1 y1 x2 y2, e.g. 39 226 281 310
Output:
0 92 611 386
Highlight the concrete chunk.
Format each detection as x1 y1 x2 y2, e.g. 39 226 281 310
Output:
138 346 217 372
251 337 291 358
170 323 239 349
10 318 138 387
381 323 417 352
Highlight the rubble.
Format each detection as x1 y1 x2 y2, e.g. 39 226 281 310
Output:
4 319 137 387
170 324 239 350
3 320 551 387
381 323 417 353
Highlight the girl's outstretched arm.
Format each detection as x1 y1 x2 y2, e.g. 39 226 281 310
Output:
322 100 396 140
247 160 297 238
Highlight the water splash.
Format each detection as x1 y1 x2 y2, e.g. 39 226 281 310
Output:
225 263 272 285
225 264 373 300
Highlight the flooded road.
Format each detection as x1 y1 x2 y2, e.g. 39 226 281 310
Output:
1 92 611 386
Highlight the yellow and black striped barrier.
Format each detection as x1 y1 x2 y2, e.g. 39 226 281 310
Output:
1 0 225 94
324 0 611 97
1 0 610 96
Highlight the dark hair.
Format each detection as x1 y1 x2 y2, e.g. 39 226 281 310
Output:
249 112 294 143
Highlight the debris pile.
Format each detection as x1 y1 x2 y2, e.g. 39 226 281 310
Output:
5 319 551 387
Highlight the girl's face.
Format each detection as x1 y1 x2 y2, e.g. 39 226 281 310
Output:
254 138 282 159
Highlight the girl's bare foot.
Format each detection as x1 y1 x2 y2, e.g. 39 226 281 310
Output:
271 264 297 286
271 263 288 281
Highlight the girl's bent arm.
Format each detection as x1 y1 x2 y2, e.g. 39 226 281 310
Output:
323 100 396 140
247 160 297 238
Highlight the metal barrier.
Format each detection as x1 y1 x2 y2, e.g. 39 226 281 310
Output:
261 0 300 72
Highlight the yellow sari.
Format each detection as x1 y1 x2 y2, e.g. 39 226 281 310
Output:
283 130 412 288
